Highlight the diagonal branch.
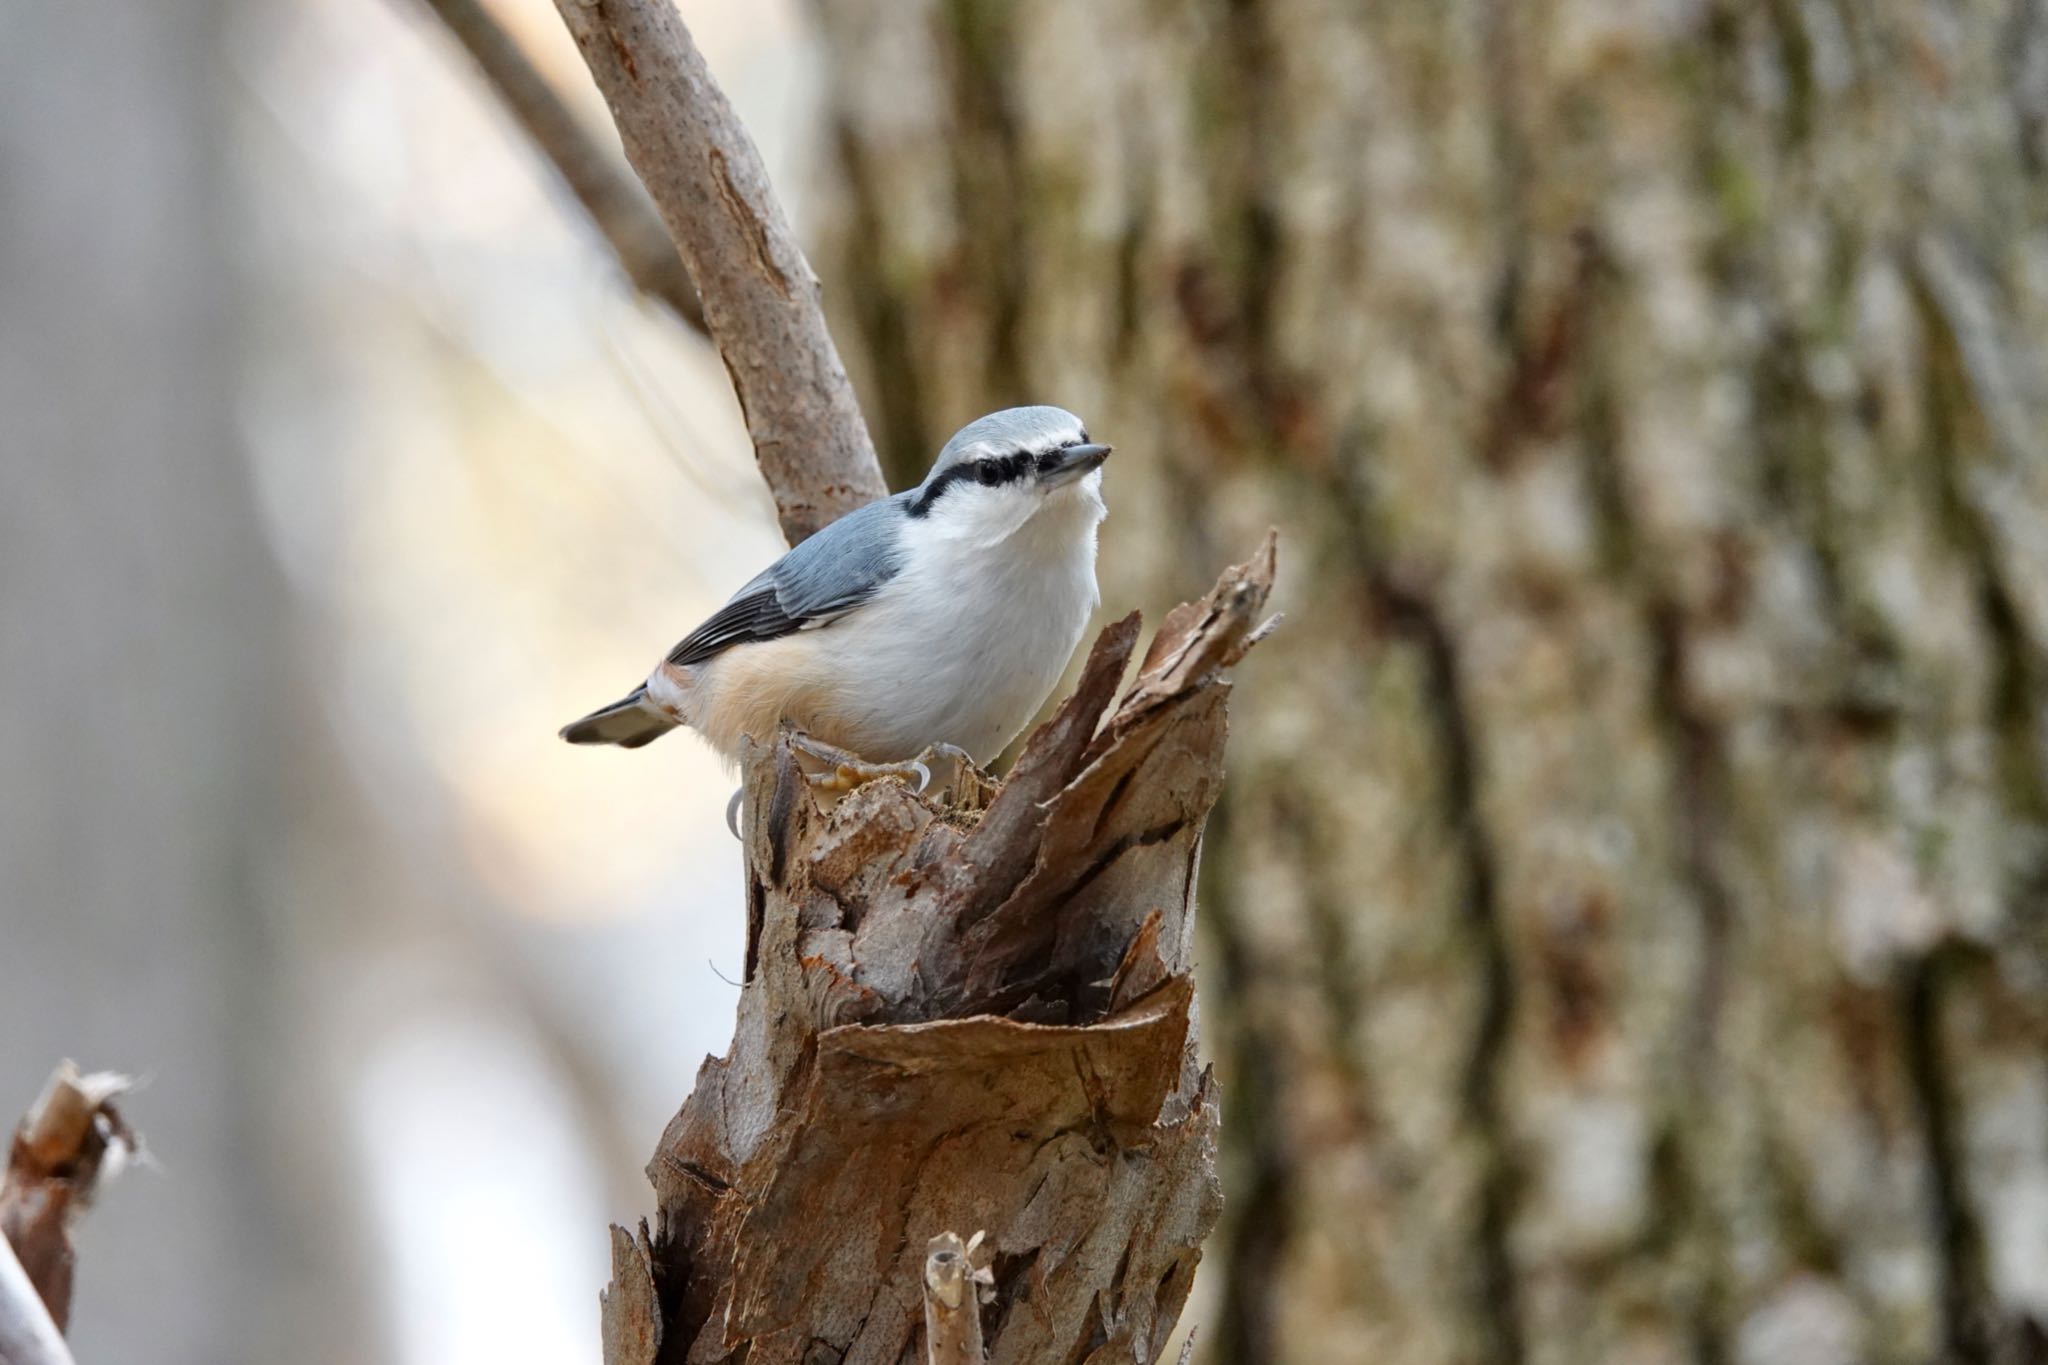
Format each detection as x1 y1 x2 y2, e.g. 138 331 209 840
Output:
414 0 709 337
548 0 889 543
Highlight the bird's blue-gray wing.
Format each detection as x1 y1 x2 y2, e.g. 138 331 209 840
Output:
665 496 908 667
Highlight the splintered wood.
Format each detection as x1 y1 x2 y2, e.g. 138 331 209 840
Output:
1 1062 134 1333
921 1232 991 1365
600 537 1275 1365
0 1062 136 1365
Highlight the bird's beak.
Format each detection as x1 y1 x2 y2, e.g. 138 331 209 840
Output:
1039 442 1112 486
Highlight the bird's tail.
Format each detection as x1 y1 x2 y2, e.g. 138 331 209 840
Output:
559 686 677 749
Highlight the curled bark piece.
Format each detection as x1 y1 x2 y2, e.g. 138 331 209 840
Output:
549 0 888 543
921 1231 991 1365
1 1063 136 1332
417 0 707 335
614 540 1276 1365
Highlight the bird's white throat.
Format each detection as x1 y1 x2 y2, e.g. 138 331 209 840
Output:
915 468 1106 549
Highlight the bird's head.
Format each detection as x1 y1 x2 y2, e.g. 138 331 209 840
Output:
906 406 1111 537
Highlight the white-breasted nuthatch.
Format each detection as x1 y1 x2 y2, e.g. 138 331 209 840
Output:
561 406 1110 775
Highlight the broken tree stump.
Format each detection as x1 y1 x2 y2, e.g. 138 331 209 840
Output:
599 537 1276 1365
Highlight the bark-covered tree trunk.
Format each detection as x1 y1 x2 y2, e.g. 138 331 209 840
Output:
811 2 2048 1361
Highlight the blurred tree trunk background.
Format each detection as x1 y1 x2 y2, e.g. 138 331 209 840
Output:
0 3 318 1362
809 2 2048 1362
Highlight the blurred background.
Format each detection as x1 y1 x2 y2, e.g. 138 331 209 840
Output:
5 1 2048 1363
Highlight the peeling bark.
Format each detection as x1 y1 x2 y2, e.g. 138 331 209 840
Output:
602 1221 662 1365
599 541 1273 1365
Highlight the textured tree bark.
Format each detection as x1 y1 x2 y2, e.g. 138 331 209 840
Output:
596 542 1271 1365
810 2 2048 1362
548 0 888 543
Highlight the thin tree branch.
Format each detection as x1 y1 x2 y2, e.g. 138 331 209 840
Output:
0 1235 74 1365
548 0 889 543
921 1231 990 1365
413 0 708 336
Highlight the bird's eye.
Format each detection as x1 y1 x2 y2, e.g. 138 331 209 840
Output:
977 463 1000 486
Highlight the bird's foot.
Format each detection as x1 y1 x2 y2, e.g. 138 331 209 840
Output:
789 734 932 795
726 787 745 839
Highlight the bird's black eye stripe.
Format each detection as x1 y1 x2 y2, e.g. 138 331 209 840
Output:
906 449 1039 516
984 451 1033 484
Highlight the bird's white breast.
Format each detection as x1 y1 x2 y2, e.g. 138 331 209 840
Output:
837 480 1102 759
689 477 1103 764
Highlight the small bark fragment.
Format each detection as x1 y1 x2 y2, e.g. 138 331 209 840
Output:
1 1063 136 1332
600 1220 660 1365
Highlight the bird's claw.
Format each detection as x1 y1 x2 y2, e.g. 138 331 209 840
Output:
806 756 930 794
920 743 976 774
787 734 935 795
726 787 744 839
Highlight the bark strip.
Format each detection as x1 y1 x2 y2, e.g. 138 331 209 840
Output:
601 1220 662 1365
